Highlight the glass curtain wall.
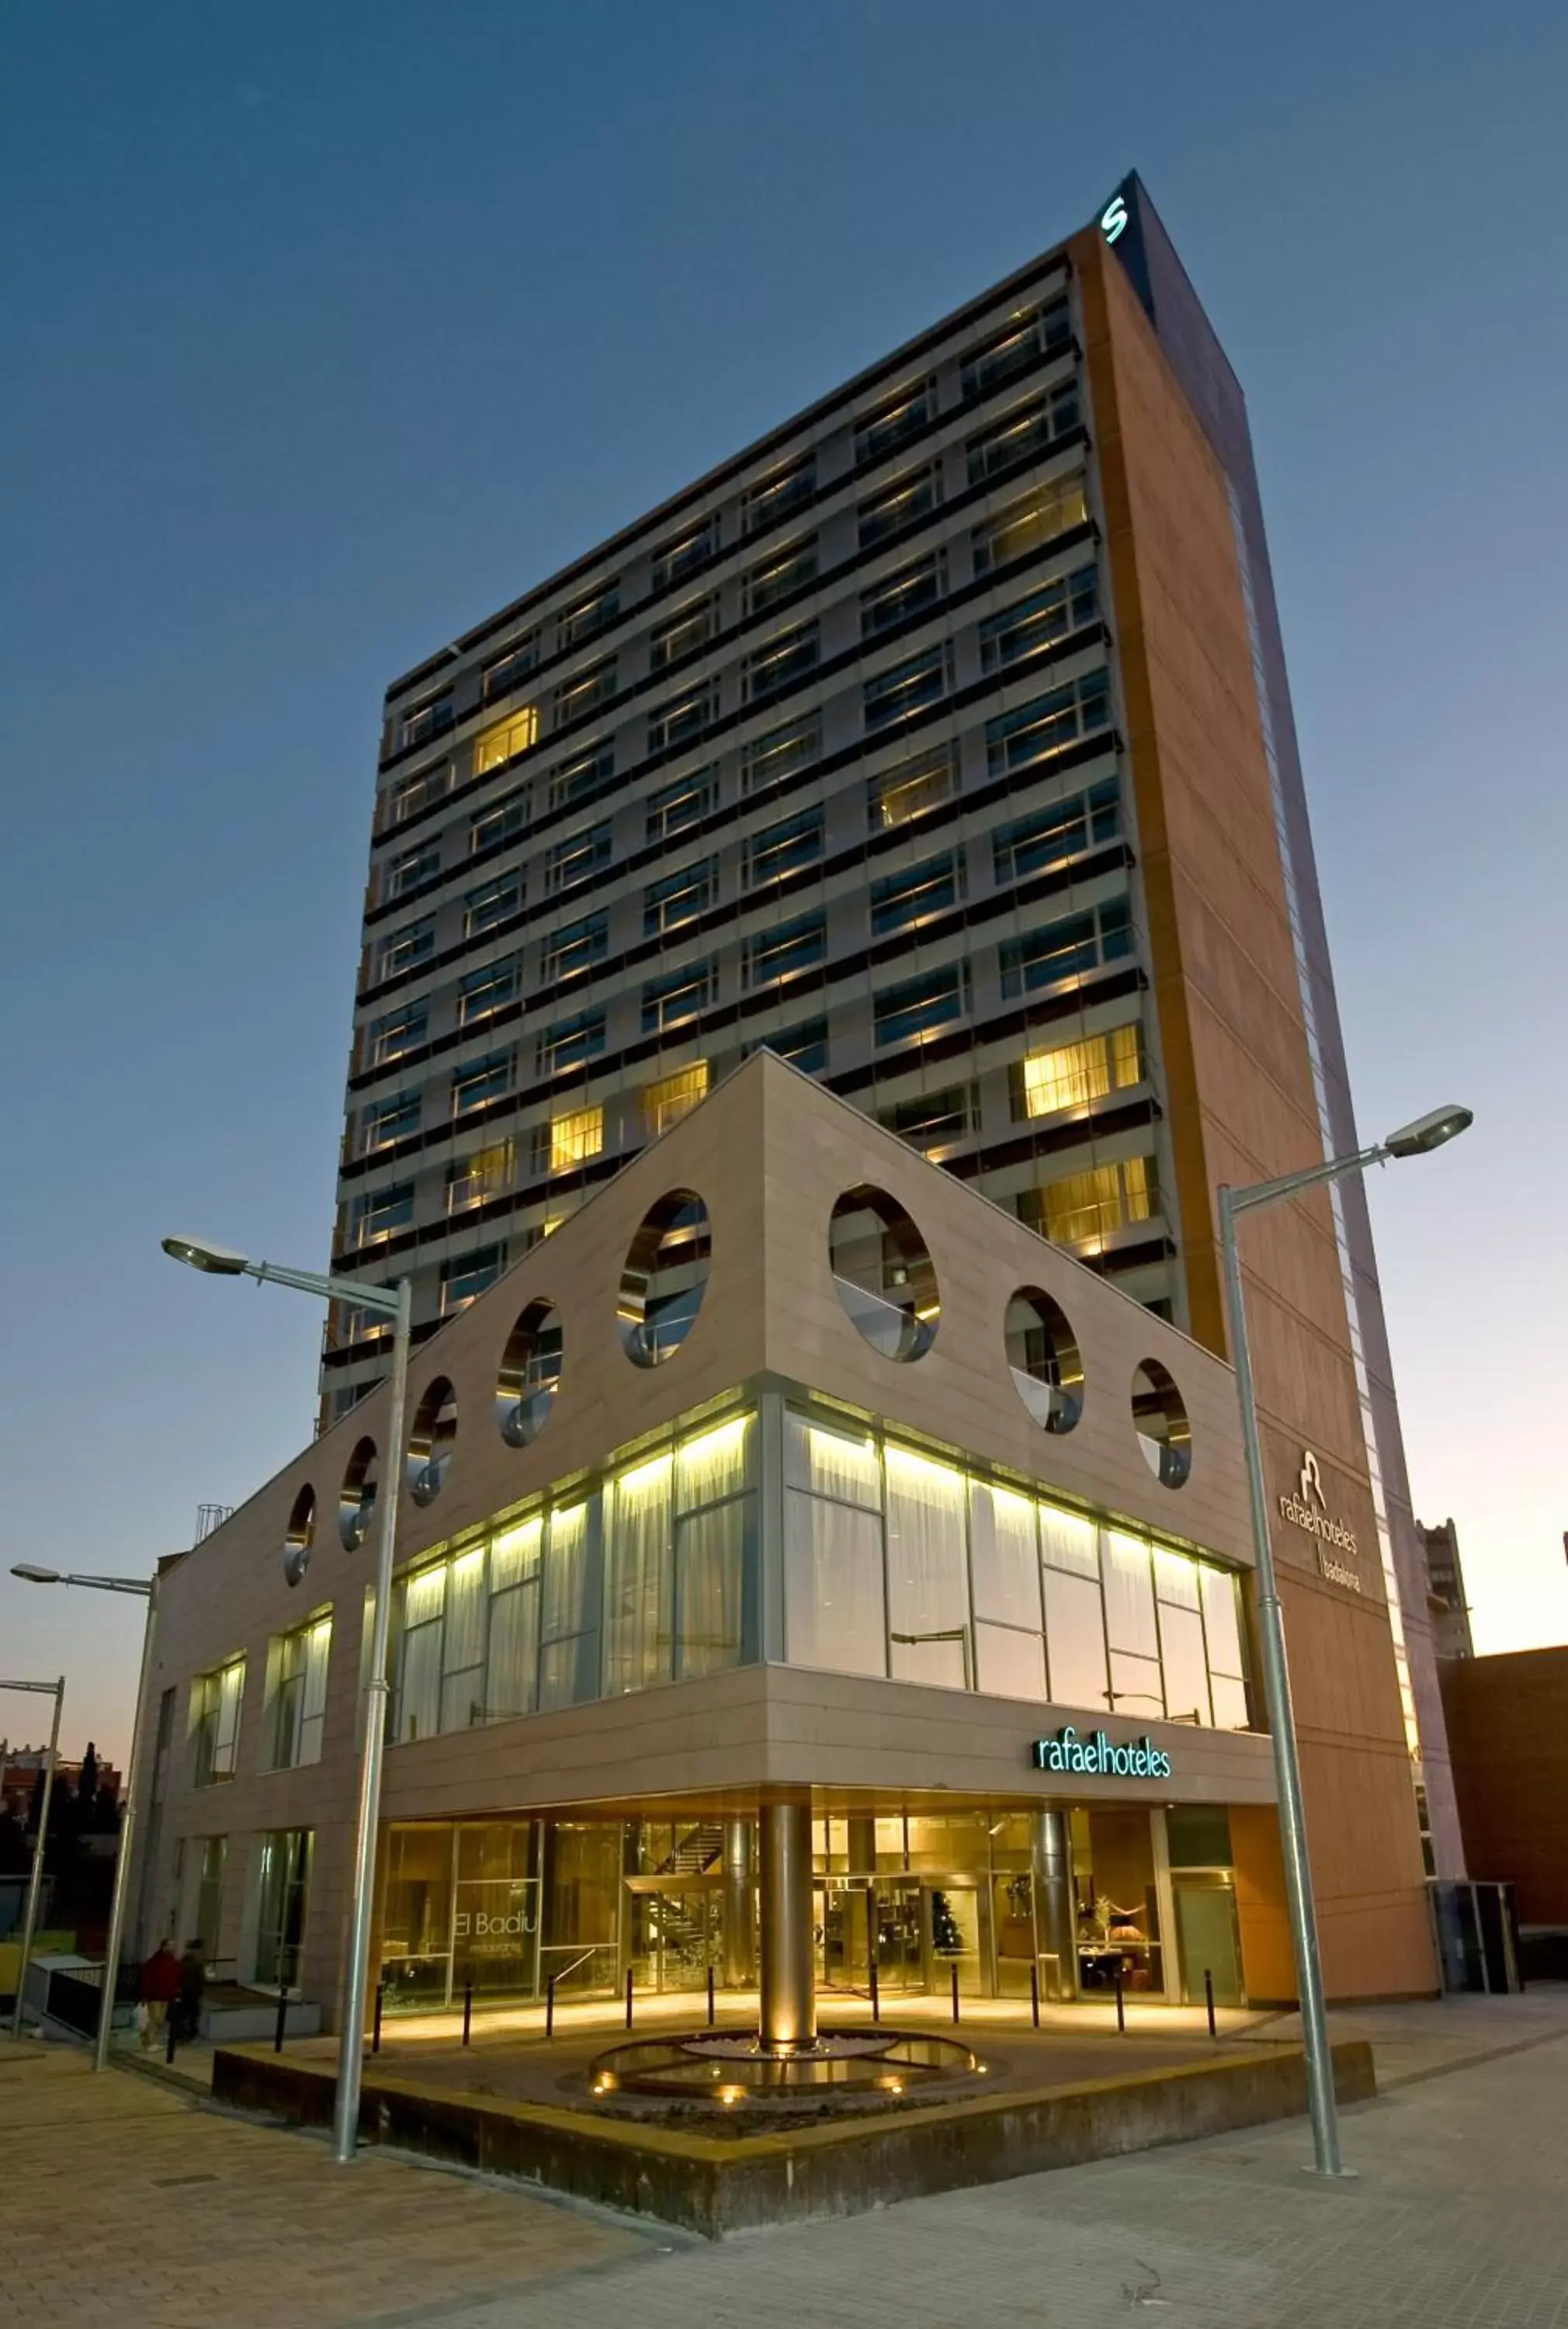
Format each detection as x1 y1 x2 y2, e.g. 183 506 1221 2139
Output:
783 1406 1252 1732
390 1408 757 1748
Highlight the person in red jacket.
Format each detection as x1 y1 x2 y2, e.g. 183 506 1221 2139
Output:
138 1940 180 2052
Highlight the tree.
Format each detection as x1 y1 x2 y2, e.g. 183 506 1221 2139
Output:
77 1743 98 1809
930 1889 965 1956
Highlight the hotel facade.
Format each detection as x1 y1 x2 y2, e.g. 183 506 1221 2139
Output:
135 175 1451 2027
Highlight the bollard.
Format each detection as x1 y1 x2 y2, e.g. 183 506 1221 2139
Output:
706 1964 715 2027
372 1980 384 2055
462 1981 473 2046
869 1952 880 2024
1204 1967 1216 2039
1030 1962 1040 2029
1114 1959 1126 2033
273 1979 289 2055
545 1973 556 2041
950 1960 960 2025
625 1967 633 2031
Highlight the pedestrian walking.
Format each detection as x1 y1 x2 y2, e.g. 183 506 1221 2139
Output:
138 1939 181 2053
174 1938 206 2045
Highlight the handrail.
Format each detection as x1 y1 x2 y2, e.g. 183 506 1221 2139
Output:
543 1945 605 1986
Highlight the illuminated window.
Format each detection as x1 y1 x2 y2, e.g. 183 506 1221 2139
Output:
868 745 955 829
189 1655 245 1786
349 1182 413 1246
1015 1023 1143 1119
965 380 1081 484
745 535 817 614
474 705 539 776
548 1105 604 1172
1029 1156 1157 1248
266 1612 332 1772
446 1142 513 1213
959 297 1070 401
855 378 935 468
362 1091 421 1152
858 464 937 550
644 1062 710 1137
972 473 1089 575
645 857 716 936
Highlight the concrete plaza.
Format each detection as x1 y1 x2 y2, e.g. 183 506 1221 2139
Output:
3 1991 1566 2327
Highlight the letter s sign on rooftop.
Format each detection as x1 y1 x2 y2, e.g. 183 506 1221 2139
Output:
1101 194 1129 245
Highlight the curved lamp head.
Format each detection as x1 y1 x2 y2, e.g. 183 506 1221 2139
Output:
1382 1105 1473 1160
10 1564 61 1584
162 1234 249 1276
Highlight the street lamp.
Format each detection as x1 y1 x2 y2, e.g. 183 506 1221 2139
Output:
1218 1102 1473 2178
2 1675 65 2039
162 1232 413 2164
11 1566 158 2070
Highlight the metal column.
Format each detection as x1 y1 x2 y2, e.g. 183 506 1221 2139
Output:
721 1816 755 1987
758 1796 815 2050
1031 1808 1075 2002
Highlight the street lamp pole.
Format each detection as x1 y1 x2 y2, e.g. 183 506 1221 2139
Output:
161 1234 411 2163
1217 1102 1471 2178
4 1675 64 2040
9 1567 159 2071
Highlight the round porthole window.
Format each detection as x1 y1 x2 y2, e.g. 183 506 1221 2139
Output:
283 1484 315 1588
828 1185 940 1361
1131 1359 1192 1488
338 1436 379 1550
496 1300 563 1446
619 1192 710 1367
1004 1288 1084 1432
407 1377 457 1506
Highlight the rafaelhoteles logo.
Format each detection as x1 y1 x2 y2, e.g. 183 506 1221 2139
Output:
1032 1724 1172 1780
1276 1448 1361 1579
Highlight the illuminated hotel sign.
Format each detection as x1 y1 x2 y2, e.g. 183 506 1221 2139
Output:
1032 1724 1172 1779
1100 194 1129 245
1277 1450 1362 1592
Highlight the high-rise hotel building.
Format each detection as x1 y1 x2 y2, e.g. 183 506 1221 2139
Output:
324 173 1460 1925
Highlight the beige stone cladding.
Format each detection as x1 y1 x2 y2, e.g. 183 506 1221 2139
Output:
139 1050 1262 2007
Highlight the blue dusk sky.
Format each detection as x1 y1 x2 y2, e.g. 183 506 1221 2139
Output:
2 2 1563 1763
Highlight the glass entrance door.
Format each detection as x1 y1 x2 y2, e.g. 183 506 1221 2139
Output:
863 1877 983 1994
626 1880 720 1992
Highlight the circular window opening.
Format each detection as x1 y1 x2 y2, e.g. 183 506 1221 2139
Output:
1004 1288 1084 1432
407 1376 458 1505
828 1185 940 1362
497 1300 564 1447
339 1436 379 1550
283 1485 316 1588
619 1191 710 1367
1132 1359 1192 1489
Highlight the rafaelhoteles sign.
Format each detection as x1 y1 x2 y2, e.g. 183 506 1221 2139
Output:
1277 1450 1363 1591
1032 1724 1173 1780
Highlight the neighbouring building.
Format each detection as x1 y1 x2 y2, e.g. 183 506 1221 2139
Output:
1441 1647 1568 1932
1417 1518 1474 1661
134 175 1455 2022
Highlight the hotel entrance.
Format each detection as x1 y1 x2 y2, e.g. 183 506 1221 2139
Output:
817 1873 986 1998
